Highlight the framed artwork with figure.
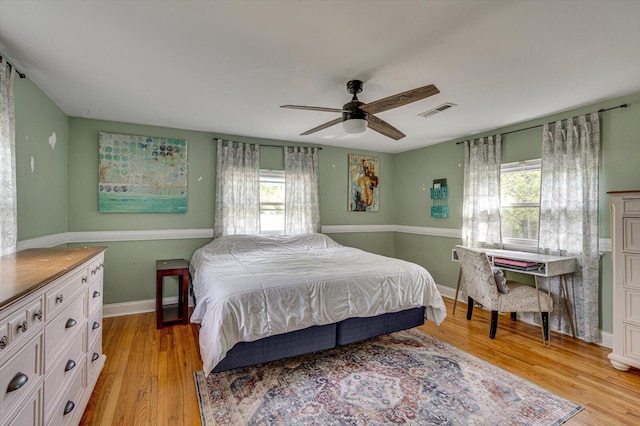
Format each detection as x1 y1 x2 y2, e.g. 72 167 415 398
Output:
348 154 379 212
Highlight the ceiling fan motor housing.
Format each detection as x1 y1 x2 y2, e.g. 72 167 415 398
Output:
342 99 367 122
343 80 367 122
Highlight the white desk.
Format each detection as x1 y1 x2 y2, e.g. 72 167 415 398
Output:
451 247 577 339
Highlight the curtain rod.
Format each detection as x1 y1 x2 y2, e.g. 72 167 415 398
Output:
214 139 322 150
456 103 629 145
1 55 26 79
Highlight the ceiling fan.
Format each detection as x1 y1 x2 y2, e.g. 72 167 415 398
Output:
281 80 440 140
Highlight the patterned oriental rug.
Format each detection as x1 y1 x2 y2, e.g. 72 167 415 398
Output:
194 329 582 425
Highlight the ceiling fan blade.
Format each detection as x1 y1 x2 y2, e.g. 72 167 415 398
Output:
300 117 343 135
360 84 440 115
281 105 346 113
367 115 406 140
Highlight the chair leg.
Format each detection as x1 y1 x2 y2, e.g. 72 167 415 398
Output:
542 312 550 341
489 311 498 339
511 312 517 321
466 297 474 320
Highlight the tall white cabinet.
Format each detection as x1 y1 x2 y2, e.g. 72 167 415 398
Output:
0 246 106 425
609 191 640 371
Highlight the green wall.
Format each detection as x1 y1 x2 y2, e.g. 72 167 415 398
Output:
14 77 69 240
11 67 640 333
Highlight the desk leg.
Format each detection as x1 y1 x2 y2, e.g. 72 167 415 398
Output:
560 274 577 338
453 267 462 315
534 276 551 347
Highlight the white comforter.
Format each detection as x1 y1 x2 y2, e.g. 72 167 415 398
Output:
190 234 447 374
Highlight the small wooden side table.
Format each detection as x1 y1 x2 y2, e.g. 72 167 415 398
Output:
156 259 190 329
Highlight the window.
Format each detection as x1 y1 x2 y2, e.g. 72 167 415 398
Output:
500 159 541 250
259 169 285 235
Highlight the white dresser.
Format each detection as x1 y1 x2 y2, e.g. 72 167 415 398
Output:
0 246 107 425
609 191 640 371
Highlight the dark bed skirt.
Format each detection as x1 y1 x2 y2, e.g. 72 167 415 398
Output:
211 306 426 373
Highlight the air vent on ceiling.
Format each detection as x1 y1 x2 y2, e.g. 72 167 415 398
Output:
418 103 456 118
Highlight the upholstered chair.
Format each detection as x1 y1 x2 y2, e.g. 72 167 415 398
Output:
454 245 553 342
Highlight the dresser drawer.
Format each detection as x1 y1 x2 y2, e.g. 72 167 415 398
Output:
0 322 8 357
626 289 640 325
45 267 88 321
44 293 86 367
2 386 41 426
45 361 86 426
623 197 640 214
87 275 103 316
87 334 103 384
0 297 43 362
88 254 104 284
0 334 43 414
4 310 28 358
623 217 640 253
27 299 44 331
87 307 102 349
624 254 640 289
624 323 640 363
44 328 85 419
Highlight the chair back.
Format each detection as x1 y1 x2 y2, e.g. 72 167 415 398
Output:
455 245 499 309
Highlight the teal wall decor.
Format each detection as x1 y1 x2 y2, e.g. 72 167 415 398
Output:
98 132 188 213
430 178 448 218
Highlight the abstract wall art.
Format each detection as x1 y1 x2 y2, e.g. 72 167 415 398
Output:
98 132 188 213
348 154 379 212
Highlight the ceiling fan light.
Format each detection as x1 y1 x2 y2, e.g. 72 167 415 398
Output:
342 118 368 134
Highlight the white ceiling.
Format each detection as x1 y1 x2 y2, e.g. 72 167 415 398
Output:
1 0 640 154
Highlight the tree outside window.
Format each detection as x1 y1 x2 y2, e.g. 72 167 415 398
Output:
500 159 541 248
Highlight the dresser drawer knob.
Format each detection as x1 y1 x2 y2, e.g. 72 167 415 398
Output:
0 336 6 349
56 294 64 304
63 400 75 416
17 321 28 333
65 318 77 329
82 276 88 283
7 372 28 393
64 359 76 372
92 352 100 362
93 290 101 298
92 321 100 330
34 309 43 321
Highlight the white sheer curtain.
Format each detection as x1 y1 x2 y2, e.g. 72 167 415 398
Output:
0 59 16 256
284 146 320 234
462 135 502 248
213 139 260 238
538 113 600 341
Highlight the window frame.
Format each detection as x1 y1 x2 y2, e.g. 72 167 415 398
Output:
500 159 541 252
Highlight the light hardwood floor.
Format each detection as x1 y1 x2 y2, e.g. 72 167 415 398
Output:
81 298 640 425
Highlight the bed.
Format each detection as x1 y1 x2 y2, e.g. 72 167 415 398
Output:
189 233 447 374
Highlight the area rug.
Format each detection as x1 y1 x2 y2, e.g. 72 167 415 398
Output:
194 329 582 425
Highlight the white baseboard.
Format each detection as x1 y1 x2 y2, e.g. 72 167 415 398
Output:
599 330 613 349
103 296 194 318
